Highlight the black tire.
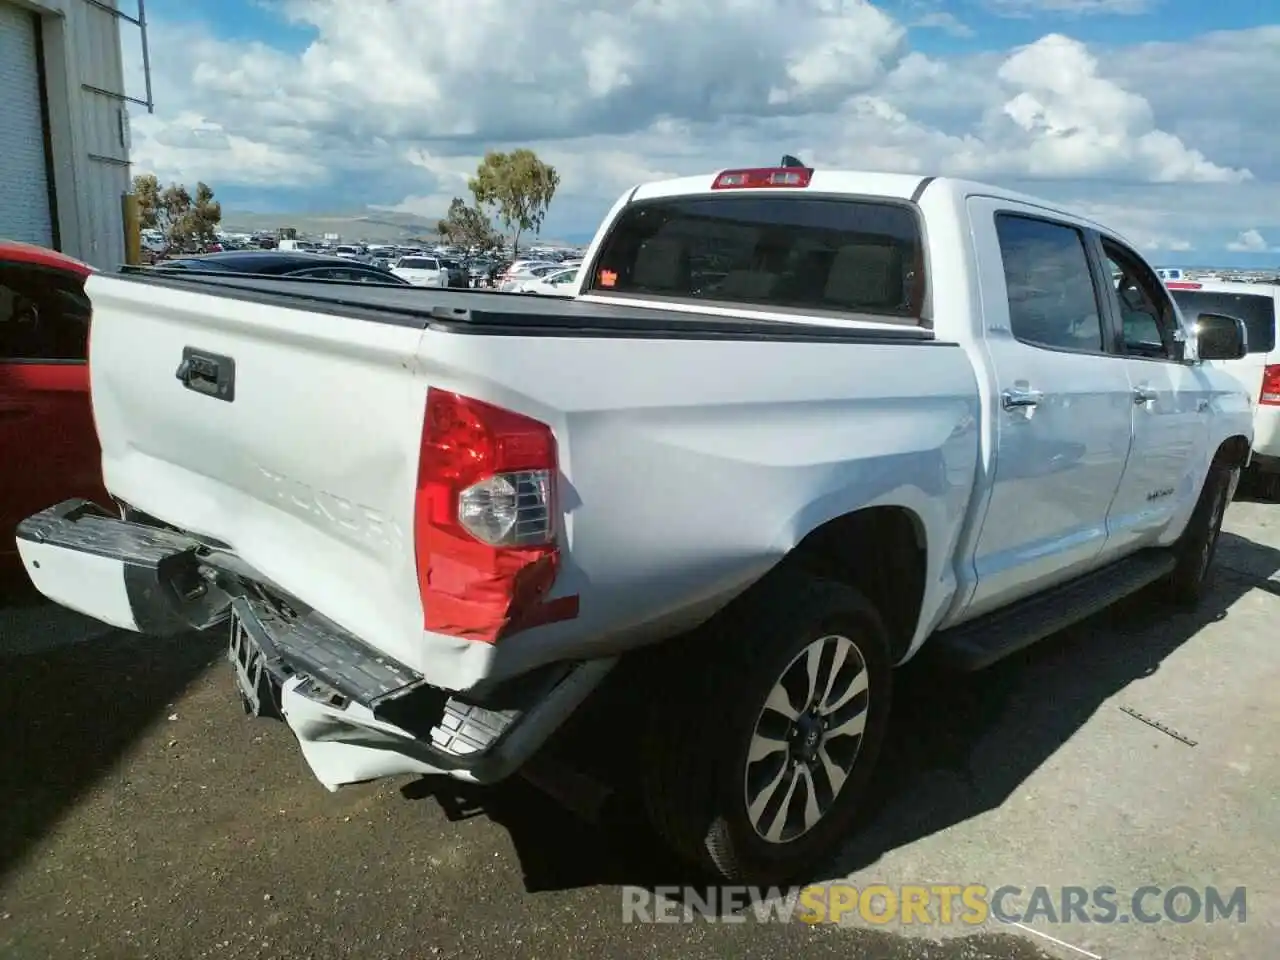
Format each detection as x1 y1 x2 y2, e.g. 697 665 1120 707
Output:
1167 460 1237 607
640 567 893 884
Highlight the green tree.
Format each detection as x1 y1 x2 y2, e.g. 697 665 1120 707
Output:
183 181 222 247
468 149 559 260
132 172 162 231
437 197 500 253
131 173 222 250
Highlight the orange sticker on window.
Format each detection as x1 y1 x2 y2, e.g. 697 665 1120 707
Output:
599 269 617 287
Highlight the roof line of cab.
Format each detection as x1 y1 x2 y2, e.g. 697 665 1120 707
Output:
624 167 1133 254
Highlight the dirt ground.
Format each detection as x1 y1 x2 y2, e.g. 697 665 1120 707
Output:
1 500 1276 960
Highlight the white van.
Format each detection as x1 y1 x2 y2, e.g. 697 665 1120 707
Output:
1169 280 1280 493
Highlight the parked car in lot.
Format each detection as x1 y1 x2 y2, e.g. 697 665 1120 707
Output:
154 250 410 284
16 166 1253 884
0 241 106 575
276 239 322 253
437 258 470 288
467 259 497 286
390 255 467 287
1167 279 1280 496
496 259 552 285
516 266 578 295
368 247 400 269
332 245 369 262
499 262 562 291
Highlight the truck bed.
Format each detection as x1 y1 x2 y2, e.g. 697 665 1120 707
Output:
116 267 938 342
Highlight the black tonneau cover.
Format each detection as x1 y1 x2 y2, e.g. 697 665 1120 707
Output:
110 267 938 344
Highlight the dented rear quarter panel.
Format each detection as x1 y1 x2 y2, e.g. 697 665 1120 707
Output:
414 329 981 683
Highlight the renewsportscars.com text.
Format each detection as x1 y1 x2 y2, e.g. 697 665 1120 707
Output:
621 884 1247 926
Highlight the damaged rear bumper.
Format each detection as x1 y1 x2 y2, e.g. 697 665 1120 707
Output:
16 499 613 789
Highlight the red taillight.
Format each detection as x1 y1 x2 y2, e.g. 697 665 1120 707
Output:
712 167 813 190
413 388 578 643
1166 281 1202 289
1261 365 1280 406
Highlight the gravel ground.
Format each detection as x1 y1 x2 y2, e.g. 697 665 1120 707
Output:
1 500 1276 960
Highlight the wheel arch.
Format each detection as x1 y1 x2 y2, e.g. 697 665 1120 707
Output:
1214 434 1251 469
777 505 928 664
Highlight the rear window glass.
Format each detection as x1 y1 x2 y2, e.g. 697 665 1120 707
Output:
398 258 436 269
1170 290 1276 354
587 195 925 320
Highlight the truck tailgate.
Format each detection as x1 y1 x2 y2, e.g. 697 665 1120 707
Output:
85 273 432 674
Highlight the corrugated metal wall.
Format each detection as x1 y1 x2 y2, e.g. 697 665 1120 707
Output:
63 0 130 269
0 3 55 246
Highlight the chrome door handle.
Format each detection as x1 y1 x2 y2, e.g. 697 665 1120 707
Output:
1133 386 1158 404
1002 387 1044 410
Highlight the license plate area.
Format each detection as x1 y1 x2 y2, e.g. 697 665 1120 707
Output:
228 600 289 719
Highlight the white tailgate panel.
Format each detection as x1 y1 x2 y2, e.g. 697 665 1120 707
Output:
85 275 431 671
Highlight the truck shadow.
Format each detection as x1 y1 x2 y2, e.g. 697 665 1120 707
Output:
1235 471 1280 503
834 535 1278 877
0 597 222 882
411 529 1280 902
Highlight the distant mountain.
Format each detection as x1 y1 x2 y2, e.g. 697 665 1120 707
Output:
220 209 442 244
219 208 582 248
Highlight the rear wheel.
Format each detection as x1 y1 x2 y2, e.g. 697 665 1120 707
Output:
641 568 892 884
1167 460 1236 607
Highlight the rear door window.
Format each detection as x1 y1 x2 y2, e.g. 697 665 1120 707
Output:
1168 290 1276 354
587 195 926 321
993 214 1105 354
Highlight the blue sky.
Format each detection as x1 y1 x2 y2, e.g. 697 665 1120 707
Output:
122 1 1280 266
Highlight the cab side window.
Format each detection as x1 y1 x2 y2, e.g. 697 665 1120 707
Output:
1100 238 1181 361
995 214 1105 353
0 267 90 363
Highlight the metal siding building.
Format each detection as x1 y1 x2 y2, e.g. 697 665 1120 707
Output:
0 0 131 270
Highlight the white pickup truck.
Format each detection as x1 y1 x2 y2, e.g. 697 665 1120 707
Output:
17 166 1254 884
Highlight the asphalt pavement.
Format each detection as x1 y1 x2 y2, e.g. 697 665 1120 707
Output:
1 498 1277 960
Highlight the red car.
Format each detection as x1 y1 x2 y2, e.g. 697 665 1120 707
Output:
0 241 107 572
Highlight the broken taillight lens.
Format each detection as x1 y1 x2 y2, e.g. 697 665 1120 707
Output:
413 388 577 643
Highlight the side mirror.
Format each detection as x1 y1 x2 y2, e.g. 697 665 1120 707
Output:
1196 313 1249 361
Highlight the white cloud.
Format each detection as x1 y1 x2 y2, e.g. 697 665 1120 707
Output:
792 34 1252 188
992 35 1250 184
1226 229 1275 253
982 0 1153 15
911 12 975 36
118 1 1271 251
129 111 326 187
1062 200 1193 252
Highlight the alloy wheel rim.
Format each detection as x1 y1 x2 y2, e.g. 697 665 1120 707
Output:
743 633 870 844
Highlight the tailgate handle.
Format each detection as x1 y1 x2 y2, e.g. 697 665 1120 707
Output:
176 347 235 402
